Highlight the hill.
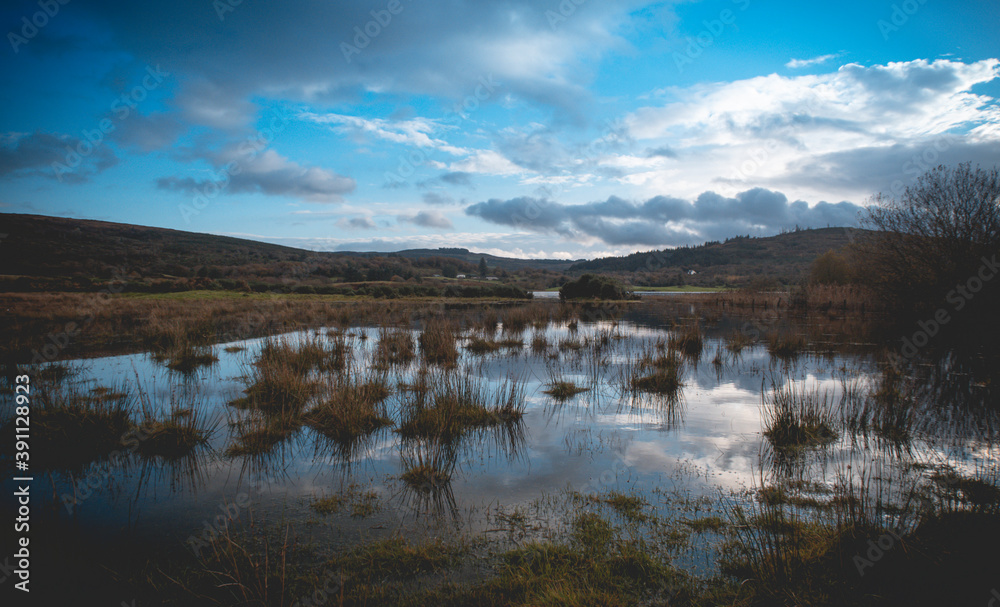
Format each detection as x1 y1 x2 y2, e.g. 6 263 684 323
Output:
0 213 858 292
0 213 566 293
570 227 861 287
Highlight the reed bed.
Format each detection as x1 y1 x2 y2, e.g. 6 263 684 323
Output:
761 381 839 451
669 323 703 359
419 317 459 366
397 372 525 443
303 371 393 454
374 328 416 367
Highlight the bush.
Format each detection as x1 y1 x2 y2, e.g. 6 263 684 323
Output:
559 274 637 301
810 250 852 285
856 163 1000 322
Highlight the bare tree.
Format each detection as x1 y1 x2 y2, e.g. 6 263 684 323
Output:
856 163 1000 314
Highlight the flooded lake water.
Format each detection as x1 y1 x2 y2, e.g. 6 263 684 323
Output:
2 299 997 583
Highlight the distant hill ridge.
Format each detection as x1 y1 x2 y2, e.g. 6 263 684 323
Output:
0 213 858 287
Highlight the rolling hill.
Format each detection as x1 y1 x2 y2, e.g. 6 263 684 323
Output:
0 213 858 291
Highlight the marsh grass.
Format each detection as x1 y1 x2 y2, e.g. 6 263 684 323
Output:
229 338 328 414
683 516 727 533
500 304 544 334
419 317 459 365
557 337 583 353
134 405 212 461
768 331 808 360
162 343 219 374
400 439 455 490
466 335 524 355
543 380 589 401
602 491 648 523
762 381 839 451
851 365 915 443
669 323 703 359
225 411 302 458
188 515 300 607
375 328 416 367
624 347 684 397
311 484 382 518
397 372 525 443
725 330 755 355
304 372 393 458
12 382 136 470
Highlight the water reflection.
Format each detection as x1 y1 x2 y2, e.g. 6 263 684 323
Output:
2 299 997 556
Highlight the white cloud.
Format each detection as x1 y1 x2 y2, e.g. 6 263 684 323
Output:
623 58 1000 200
448 150 527 176
786 54 841 69
301 112 468 156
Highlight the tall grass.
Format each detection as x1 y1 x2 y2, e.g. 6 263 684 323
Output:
669 323 703 359
398 372 525 443
419 317 458 366
304 370 393 460
762 381 839 450
375 328 416 368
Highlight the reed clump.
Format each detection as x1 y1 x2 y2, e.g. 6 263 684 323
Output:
626 347 684 396
768 332 808 360
134 407 211 461
762 382 839 450
304 374 393 449
466 336 524 355
398 373 525 442
544 381 589 400
375 328 416 367
419 317 459 366
669 323 703 358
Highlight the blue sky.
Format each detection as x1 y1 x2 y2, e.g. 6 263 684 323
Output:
2 0 998 259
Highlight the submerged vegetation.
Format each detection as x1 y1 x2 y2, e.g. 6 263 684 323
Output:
762 381 839 451
397 372 525 442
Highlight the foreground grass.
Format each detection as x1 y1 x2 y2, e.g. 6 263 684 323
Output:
15 476 1000 607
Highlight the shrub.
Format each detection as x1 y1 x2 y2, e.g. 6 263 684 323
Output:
559 274 638 301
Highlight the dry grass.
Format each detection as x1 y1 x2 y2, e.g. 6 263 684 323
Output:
304 373 393 457
669 323 703 359
419 317 459 366
398 372 525 442
762 381 839 450
375 328 416 367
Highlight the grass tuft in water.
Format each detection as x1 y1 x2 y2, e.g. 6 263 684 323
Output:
762 381 839 450
397 373 525 442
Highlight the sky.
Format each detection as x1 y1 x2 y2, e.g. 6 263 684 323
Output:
1 0 998 260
